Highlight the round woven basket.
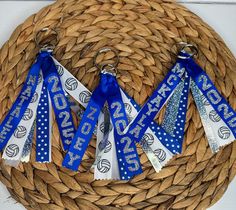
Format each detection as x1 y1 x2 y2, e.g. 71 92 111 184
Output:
1 0 236 209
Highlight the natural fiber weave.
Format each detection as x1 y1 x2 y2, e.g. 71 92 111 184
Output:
0 0 236 209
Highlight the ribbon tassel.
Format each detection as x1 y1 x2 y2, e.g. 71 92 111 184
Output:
181 51 236 153
1 51 76 167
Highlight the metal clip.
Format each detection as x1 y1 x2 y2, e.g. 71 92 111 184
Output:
35 27 59 52
177 42 198 59
94 47 119 76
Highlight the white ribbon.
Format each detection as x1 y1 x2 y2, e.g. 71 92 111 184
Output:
2 72 43 166
191 80 235 153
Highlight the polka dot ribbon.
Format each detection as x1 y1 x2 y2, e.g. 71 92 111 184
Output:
162 72 190 152
36 83 51 162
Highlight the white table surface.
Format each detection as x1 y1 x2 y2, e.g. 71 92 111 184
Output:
0 1 236 209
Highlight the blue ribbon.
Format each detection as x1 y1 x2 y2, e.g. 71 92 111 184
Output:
0 53 44 151
125 90 183 154
107 82 142 179
41 55 76 151
62 73 112 170
124 62 185 145
36 82 50 162
162 72 190 151
184 56 236 137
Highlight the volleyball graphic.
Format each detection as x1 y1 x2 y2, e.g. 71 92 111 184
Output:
124 103 132 114
97 159 111 173
142 133 154 146
79 91 91 103
218 126 231 139
22 108 33 121
154 149 166 162
201 95 210 106
30 92 38 103
65 78 78 91
104 141 112 153
209 110 221 122
98 141 112 153
140 140 150 153
14 126 27 138
56 65 64 76
100 122 113 133
5 144 20 157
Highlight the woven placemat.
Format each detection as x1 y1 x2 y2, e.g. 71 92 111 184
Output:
0 0 236 209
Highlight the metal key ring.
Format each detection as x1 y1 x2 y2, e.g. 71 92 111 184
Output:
94 47 119 75
177 42 198 59
35 27 59 51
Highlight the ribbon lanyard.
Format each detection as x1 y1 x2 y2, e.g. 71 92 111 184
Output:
62 48 142 179
1 28 76 165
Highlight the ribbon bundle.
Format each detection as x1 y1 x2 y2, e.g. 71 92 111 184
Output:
1 38 236 180
0 51 76 166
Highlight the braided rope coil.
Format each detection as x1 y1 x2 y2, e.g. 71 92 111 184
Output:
0 0 236 209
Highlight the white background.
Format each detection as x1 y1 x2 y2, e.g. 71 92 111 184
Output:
0 1 236 209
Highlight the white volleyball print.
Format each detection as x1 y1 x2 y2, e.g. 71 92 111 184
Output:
30 92 38 103
100 122 113 133
14 126 27 138
209 110 221 122
98 141 112 153
22 108 33 121
124 103 132 114
79 91 91 103
142 133 154 146
104 141 112 153
154 149 166 162
65 78 78 91
56 65 64 76
218 126 231 139
5 144 20 157
97 159 111 173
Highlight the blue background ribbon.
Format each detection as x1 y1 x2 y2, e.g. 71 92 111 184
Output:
36 82 50 162
107 79 142 180
41 55 76 151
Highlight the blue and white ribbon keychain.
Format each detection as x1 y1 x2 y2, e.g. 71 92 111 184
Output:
1 28 76 166
178 45 236 152
62 48 143 179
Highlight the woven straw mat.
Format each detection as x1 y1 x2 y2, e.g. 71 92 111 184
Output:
0 0 236 209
